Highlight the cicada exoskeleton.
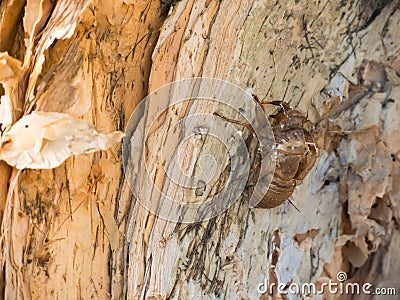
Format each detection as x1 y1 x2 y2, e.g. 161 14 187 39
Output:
250 97 318 208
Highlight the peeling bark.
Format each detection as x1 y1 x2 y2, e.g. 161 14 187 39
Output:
0 0 399 299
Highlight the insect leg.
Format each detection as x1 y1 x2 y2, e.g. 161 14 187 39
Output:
252 94 291 114
213 112 253 132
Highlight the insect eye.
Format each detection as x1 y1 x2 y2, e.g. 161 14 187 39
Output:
25 125 29 128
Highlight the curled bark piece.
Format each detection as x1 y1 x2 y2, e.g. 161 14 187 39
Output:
0 52 23 130
0 111 124 169
0 52 22 85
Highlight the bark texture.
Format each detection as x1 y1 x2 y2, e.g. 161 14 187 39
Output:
0 0 399 299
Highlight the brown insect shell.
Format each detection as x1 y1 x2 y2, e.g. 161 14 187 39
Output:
255 107 318 209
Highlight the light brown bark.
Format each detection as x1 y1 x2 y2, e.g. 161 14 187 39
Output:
0 0 399 299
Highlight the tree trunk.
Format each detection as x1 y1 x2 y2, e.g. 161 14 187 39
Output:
0 0 399 299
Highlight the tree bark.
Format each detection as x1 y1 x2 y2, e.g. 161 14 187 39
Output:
0 0 399 299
